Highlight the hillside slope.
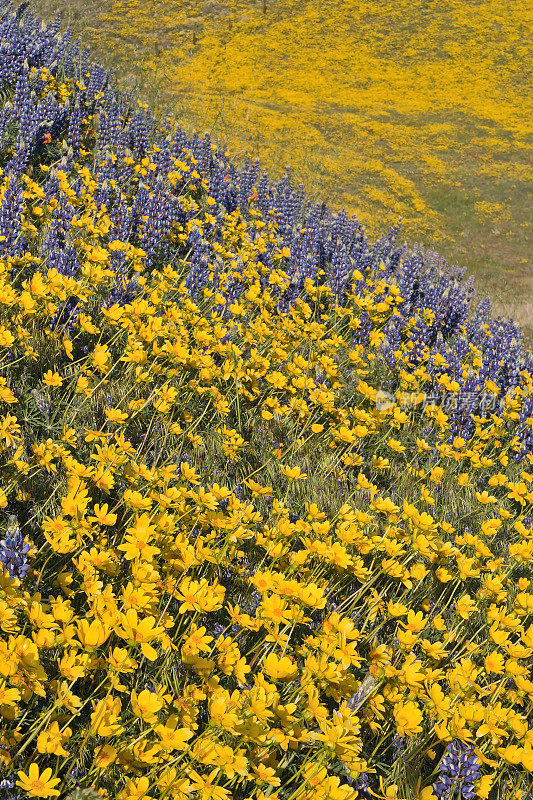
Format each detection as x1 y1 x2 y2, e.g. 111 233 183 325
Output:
0 3 531 800
28 0 533 337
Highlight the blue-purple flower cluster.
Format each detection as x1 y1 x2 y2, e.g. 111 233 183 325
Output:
0 516 30 580
432 741 481 799
0 774 19 800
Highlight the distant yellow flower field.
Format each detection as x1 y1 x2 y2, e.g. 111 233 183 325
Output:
32 0 532 331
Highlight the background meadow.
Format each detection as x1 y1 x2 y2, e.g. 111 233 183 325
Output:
28 0 533 339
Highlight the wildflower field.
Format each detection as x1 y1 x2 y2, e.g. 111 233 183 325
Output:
28 0 533 338
0 2 532 800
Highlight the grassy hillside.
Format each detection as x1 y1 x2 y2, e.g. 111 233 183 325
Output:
28 0 532 338
0 2 532 800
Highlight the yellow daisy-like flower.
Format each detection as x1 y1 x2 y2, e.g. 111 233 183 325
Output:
114 609 164 661
105 407 129 423
154 715 193 751
484 651 505 674
89 503 117 526
16 764 61 798
131 688 164 723
387 438 406 453
94 743 118 770
454 594 477 620
263 652 298 681
373 496 400 514
37 720 71 757
393 700 423 736
117 776 154 800
77 618 112 650
123 489 153 510
280 464 307 481
419 788 438 800
42 370 63 387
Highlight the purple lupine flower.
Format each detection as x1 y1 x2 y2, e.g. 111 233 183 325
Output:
213 623 225 639
350 772 371 796
0 773 19 800
432 740 481 799
67 99 84 156
392 734 406 757
0 516 30 580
